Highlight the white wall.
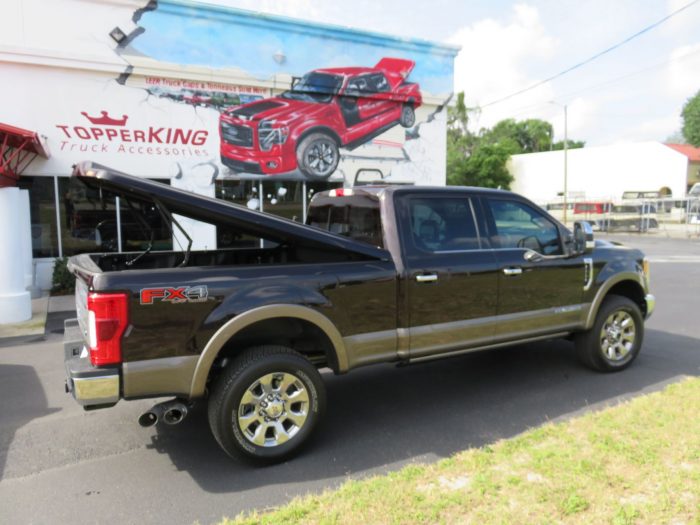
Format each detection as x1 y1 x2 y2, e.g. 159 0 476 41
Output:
509 142 689 203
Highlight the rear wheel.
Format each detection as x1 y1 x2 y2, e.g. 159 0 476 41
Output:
575 295 644 372
208 345 326 463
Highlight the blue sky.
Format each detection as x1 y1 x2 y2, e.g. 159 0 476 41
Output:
134 2 457 96
188 0 700 147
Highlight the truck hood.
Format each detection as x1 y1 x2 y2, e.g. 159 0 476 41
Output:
374 57 416 88
224 97 327 124
72 162 390 261
375 57 415 78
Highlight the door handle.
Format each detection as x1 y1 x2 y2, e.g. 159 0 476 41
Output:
415 274 438 283
503 267 523 276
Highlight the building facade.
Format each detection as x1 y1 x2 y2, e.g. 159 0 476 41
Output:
508 142 697 205
0 0 459 319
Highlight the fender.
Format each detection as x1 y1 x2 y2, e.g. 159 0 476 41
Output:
293 123 342 147
583 271 645 329
189 304 348 398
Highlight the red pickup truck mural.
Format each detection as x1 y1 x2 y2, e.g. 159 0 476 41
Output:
219 57 422 180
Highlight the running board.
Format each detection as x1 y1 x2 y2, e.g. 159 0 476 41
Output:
406 332 572 365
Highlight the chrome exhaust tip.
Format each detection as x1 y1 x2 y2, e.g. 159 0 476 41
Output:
163 405 188 425
138 411 159 427
138 399 189 427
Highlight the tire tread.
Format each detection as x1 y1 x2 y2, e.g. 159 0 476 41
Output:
207 345 322 462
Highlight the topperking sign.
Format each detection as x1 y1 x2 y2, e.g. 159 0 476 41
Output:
55 110 211 158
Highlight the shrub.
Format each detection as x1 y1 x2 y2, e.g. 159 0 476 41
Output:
51 257 75 295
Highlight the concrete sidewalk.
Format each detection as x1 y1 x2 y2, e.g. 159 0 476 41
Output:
0 294 75 346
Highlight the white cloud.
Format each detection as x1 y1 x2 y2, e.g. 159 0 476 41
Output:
610 114 681 144
665 42 700 98
449 4 558 130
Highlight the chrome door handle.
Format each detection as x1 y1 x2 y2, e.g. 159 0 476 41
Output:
415 274 438 283
503 267 523 276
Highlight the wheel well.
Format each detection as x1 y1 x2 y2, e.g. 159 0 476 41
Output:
207 317 338 385
606 281 647 316
406 97 415 107
297 127 341 147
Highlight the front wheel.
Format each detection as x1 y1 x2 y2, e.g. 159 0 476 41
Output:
296 133 339 181
575 295 644 372
399 104 415 128
208 345 326 463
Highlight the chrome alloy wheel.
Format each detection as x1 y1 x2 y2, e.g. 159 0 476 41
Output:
237 372 310 447
401 105 415 127
305 140 337 177
599 310 636 361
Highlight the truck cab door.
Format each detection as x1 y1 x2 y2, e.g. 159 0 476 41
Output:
396 193 499 360
480 197 587 342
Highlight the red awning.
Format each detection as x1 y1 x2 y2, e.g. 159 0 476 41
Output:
0 122 50 187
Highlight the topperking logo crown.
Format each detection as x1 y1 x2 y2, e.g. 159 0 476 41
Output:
81 111 129 126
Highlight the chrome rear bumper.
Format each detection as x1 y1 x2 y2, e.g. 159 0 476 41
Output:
64 318 119 409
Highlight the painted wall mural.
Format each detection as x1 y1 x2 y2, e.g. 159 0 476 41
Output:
117 0 458 185
2 0 458 189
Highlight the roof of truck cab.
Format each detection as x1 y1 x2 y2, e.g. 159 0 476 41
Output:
312 185 517 201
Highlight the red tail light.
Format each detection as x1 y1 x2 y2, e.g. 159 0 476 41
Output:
87 292 129 366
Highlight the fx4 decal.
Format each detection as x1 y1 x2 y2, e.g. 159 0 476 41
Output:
140 286 208 305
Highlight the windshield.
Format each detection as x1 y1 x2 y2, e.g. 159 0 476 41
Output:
281 72 342 103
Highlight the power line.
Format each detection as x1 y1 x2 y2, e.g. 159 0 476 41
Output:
480 0 700 109
498 45 700 118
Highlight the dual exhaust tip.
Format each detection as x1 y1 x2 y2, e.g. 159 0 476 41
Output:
138 399 189 427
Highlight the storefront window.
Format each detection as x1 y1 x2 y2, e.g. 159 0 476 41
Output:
262 181 305 222
19 176 59 258
57 177 118 255
119 196 173 252
215 179 265 248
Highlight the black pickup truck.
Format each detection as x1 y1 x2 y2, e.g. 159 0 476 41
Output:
64 162 655 462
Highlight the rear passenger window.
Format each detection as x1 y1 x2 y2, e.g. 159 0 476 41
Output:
487 199 562 255
406 197 480 253
307 201 383 248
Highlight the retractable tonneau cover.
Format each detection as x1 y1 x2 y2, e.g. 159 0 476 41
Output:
72 161 390 260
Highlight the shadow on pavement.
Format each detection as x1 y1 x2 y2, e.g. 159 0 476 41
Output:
0 364 59 480
144 327 700 494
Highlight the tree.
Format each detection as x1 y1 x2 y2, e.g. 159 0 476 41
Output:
483 118 553 153
665 130 687 144
682 89 700 147
446 92 585 189
552 139 585 151
447 143 513 188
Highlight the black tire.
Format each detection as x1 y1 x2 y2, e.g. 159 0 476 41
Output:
575 295 644 372
399 104 415 128
208 345 326 463
296 132 339 181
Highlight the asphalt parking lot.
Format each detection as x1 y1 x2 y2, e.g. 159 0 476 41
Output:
1 234 700 525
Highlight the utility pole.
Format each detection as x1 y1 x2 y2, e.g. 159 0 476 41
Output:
563 104 568 225
550 101 569 224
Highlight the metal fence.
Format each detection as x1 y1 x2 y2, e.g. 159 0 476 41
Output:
541 197 700 237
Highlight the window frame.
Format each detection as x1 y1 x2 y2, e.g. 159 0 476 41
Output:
397 193 485 258
480 196 564 256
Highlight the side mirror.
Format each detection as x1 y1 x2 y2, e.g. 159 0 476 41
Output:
573 221 594 255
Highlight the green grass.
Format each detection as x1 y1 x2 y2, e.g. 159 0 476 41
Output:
221 377 700 525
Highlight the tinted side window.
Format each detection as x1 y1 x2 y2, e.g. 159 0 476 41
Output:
406 197 480 253
346 75 371 95
307 199 383 248
369 73 389 92
487 199 562 255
